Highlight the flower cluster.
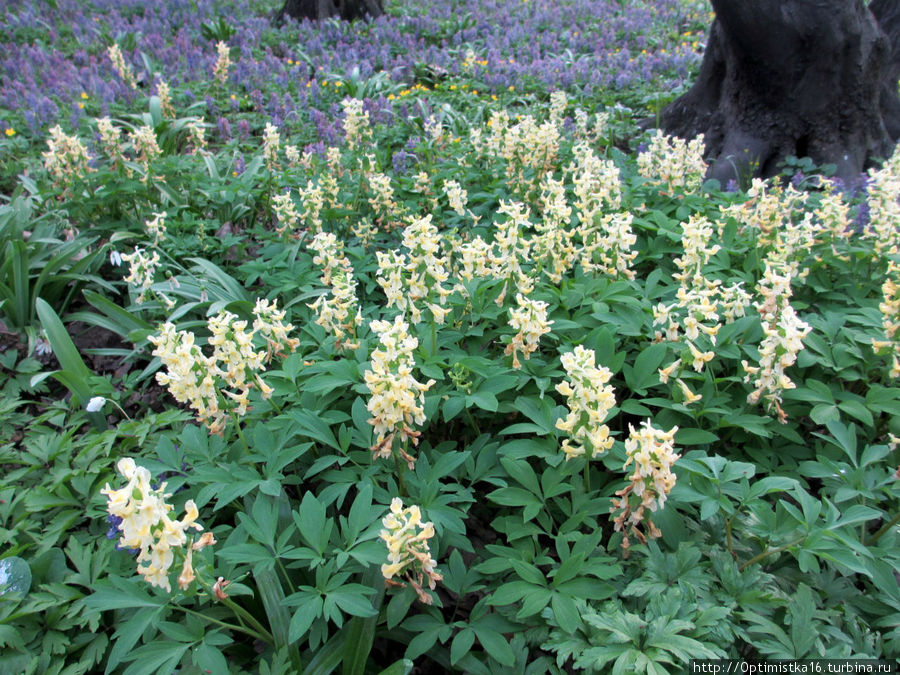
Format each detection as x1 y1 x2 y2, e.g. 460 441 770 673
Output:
555 345 616 460
101 458 214 592
864 148 900 259
262 122 281 170
145 211 167 246
149 301 297 434
308 232 362 349
742 265 812 422
129 125 162 181
637 130 706 195
611 420 680 554
581 212 638 280
42 125 92 187
364 315 435 466
505 293 553 369
186 119 207 154
156 80 175 117
121 247 168 306
298 180 326 233
272 192 300 237
379 498 441 604
341 98 372 151
376 215 452 324
444 179 468 217
97 117 127 173
532 175 577 283
213 41 232 85
107 44 137 89
874 259 900 378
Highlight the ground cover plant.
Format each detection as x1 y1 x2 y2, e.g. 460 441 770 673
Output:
1 0 900 673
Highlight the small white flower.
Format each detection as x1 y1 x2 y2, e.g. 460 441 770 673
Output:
86 396 106 412
110 250 122 266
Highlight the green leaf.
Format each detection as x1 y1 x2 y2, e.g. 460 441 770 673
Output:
289 595 323 642
192 641 229 675
341 566 385 675
105 607 163 673
450 628 475 665
508 559 546 586
625 342 667 393
552 553 585 587
295 492 331 555
468 390 498 412
329 586 378 618
122 641 190 675
472 625 516 666
85 580 166 612
747 476 798 500
836 399 874 426
0 556 31 596
290 409 342 452
254 566 297 665
499 457 541 495
551 592 582 634
375 660 414 675
35 298 94 406
675 428 718 445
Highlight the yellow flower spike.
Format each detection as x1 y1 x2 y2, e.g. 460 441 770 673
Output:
379 498 441 603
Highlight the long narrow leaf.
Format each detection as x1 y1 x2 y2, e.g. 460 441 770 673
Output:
341 565 386 675
254 565 302 671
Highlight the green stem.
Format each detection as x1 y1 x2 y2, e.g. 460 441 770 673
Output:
393 445 408 497
232 414 251 452
170 604 268 642
220 596 275 643
738 535 806 572
277 558 296 595
431 321 438 358
463 407 482 437
725 515 736 560
583 457 591 493
267 396 283 416
866 510 900 546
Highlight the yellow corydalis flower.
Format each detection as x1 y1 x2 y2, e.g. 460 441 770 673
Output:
262 122 280 170
364 315 435 466
107 44 137 89
149 300 297 434
742 265 811 422
555 345 616 460
380 498 442 604
101 458 206 592
636 130 706 195
341 98 372 151
505 293 553 369
42 125 91 187
213 41 232 85
611 420 680 554
308 232 362 350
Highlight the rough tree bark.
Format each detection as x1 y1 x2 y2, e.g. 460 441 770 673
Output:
659 0 900 186
276 0 384 23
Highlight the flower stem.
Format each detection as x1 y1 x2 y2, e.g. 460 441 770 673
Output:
170 604 270 643
738 535 806 572
232 414 251 452
866 510 900 545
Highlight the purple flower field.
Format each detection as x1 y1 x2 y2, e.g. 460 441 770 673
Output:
0 0 707 136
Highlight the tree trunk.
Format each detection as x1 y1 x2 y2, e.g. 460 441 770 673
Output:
276 0 384 23
659 0 900 186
